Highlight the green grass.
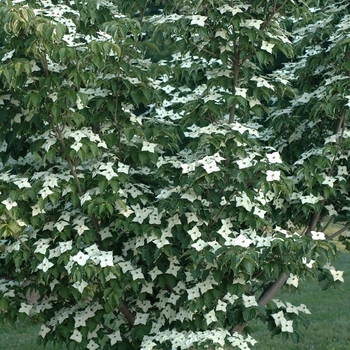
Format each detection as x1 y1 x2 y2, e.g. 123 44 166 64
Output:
251 252 350 350
0 319 58 350
1 253 349 350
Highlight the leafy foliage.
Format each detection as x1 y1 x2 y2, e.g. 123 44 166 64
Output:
0 1 348 349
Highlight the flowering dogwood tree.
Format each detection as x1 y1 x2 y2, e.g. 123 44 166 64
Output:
0 1 346 349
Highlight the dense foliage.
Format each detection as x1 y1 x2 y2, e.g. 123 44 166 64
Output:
0 1 349 349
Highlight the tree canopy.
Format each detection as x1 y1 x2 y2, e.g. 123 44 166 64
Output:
0 1 349 349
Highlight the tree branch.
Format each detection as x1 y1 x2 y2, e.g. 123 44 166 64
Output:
326 223 350 240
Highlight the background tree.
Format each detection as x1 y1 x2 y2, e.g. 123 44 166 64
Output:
0 1 346 349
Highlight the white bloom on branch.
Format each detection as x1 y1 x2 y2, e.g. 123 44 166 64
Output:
189 15 207 27
188 226 201 241
1 198 18 210
286 302 299 314
70 329 83 343
251 76 275 90
191 239 208 251
311 231 325 240
39 325 51 338
232 234 253 248
205 310 218 325
300 193 323 204
37 257 54 273
261 41 275 54
72 251 89 266
134 313 149 325
241 19 263 30
235 87 248 98
141 141 157 152
281 319 293 333
242 294 258 307
86 340 99 350
19 303 34 316
72 280 88 293
266 151 282 163
253 207 266 219
297 304 311 314
266 170 280 181
59 240 73 253
330 269 344 282
108 330 122 345
322 174 336 188
13 178 31 188
286 273 299 288
218 5 243 15
272 310 285 326
236 157 253 169
39 187 53 199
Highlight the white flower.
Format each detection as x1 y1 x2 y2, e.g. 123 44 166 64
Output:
261 41 275 54
242 19 263 30
242 294 258 308
54 221 70 232
253 207 266 219
13 178 31 188
191 239 208 251
266 170 280 181
266 151 282 163
117 162 129 174
141 141 157 152
322 174 336 188
86 340 99 350
272 310 285 326
236 157 253 169
39 187 53 199
19 303 33 316
100 251 114 268
70 329 83 342
72 280 88 293
202 160 220 174
281 318 293 333
235 192 253 211
108 330 122 345
130 268 144 280
187 286 200 300
286 302 299 314
297 304 311 314
80 193 92 205
189 15 207 27
286 274 299 288
59 240 73 253
71 141 83 152
235 87 248 98
205 310 218 325
37 258 54 273
188 226 201 241
39 325 51 338
134 313 149 325
216 299 227 312
233 234 253 248
330 269 344 282
72 251 90 266
311 231 325 240
1 198 18 210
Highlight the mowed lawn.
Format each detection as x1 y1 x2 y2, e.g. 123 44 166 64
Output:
1 253 349 350
252 252 350 350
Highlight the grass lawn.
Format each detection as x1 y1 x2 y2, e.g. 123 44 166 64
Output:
251 252 350 350
1 252 349 350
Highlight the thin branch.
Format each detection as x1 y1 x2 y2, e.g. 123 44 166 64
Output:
257 272 288 306
326 223 350 240
231 271 289 334
118 299 135 327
